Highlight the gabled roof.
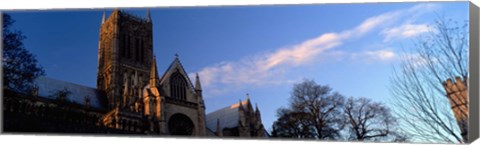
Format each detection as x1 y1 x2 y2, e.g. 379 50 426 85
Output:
205 99 250 132
159 56 195 91
34 76 106 109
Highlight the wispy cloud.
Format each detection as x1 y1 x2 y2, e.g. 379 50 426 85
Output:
191 4 439 97
399 53 437 69
382 24 432 42
350 49 397 63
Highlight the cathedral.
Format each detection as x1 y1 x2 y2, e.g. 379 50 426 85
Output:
96 9 208 135
3 9 266 137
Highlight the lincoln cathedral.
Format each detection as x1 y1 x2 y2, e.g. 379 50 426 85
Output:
3 9 267 137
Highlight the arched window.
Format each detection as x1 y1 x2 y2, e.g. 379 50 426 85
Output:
170 71 187 100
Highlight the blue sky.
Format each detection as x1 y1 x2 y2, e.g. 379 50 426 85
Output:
7 2 469 132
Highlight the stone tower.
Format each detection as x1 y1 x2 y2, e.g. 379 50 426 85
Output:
442 76 468 142
97 9 153 109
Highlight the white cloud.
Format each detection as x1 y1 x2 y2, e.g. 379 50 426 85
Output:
399 53 437 69
366 49 396 61
351 49 397 63
382 24 432 42
261 32 342 71
192 4 439 97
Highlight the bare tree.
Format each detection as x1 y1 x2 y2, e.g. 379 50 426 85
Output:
3 13 45 93
271 108 316 138
390 18 468 143
344 97 399 142
271 79 345 140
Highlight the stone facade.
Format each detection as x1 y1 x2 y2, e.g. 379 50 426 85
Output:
97 9 153 109
442 76 468 142
3 9 264 138
97 9 206 136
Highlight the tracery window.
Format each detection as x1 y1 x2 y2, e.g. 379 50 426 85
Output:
170 71 187 100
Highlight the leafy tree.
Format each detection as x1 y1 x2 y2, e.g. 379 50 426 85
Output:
3 13 45 93
390 18 468 143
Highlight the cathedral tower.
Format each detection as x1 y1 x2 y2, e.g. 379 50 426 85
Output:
97 9 154 109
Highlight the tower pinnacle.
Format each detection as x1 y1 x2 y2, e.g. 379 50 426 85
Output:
195 73 202 91
149 55 159 87
216 118 223 136
146 9 151 22
101 10 106 24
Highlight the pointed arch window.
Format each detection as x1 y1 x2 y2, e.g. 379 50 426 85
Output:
170 71 187 100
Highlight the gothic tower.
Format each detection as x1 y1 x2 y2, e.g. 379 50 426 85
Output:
97 9 154 109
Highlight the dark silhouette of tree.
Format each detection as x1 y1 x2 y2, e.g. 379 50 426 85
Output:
52 87 72 103
271 108 316 138
271 79 345 140
2 13 45 93
390 18 467 143
344 97 402 142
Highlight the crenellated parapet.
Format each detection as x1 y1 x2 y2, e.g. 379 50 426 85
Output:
442 76 468 142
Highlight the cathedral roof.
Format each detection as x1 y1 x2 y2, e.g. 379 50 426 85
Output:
205 99 250 132
34 76 106 109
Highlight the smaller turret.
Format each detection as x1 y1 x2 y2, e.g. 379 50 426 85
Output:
255 103 261 119
101 10 106 24
146 9 151 23
195 73 202 91
149 55 159 87
216 118 223 137
238 99 244 111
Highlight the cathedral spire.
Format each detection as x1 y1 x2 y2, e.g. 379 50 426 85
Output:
146 8 151 23
246 93 251 104
195 73 202 91
255 102 262 126
216 118 223 137
255 103 261 117
239 99 244 110
149 55 160 87
101 10 106 24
